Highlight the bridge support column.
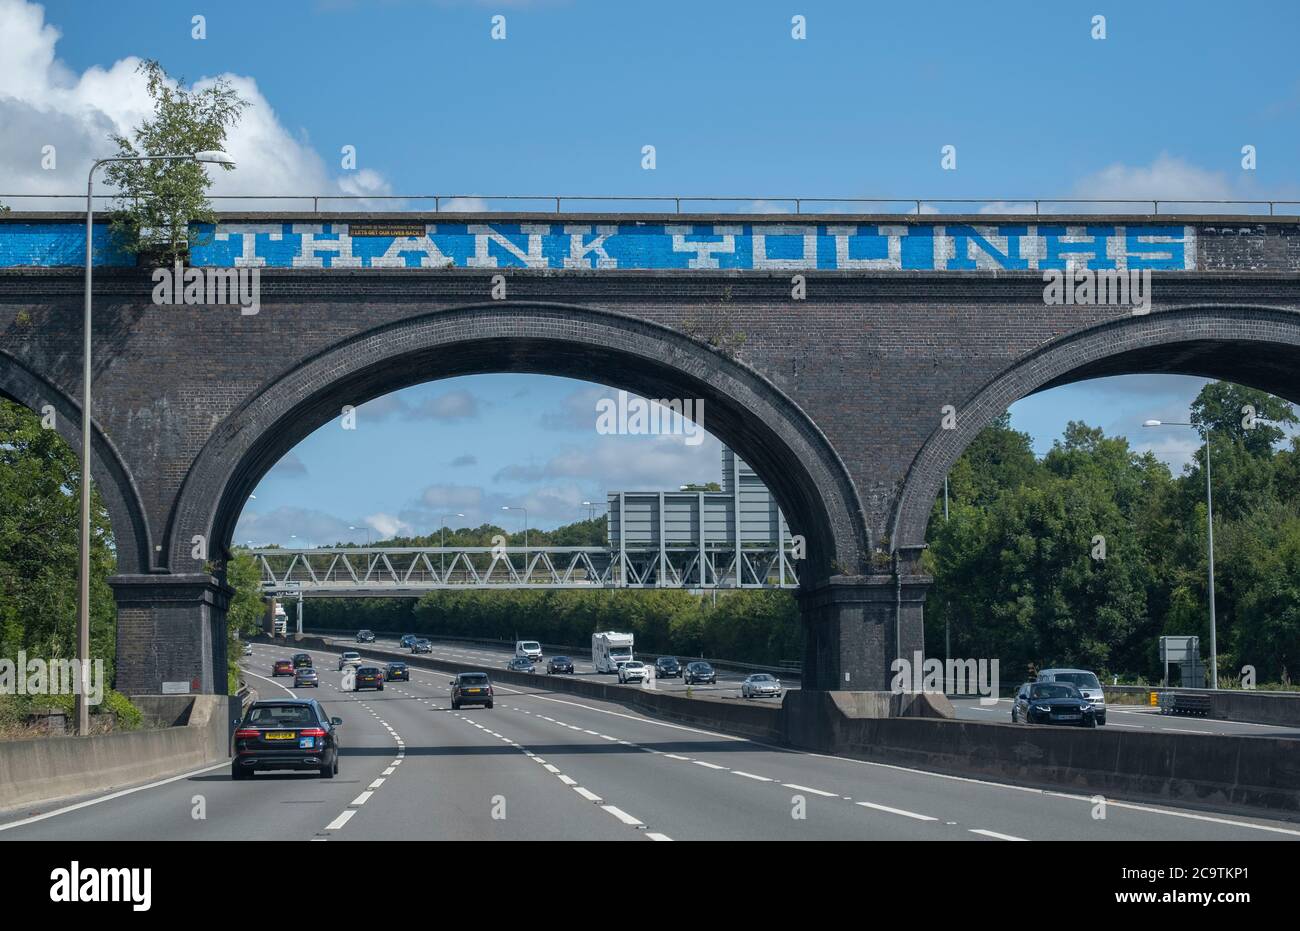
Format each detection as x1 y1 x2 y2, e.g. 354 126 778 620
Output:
110 574 233 697
799 570 930 691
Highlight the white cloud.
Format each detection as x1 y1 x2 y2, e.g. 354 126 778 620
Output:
0 0 389 208
492 432 724 488
233 505 354 548
440 196 489 212
419 484 485 510
410 389 483 421
364 512 413 538
266 451 308 477
1072 153 1236 203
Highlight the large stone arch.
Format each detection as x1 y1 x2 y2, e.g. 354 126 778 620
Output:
173 301 870 584
890 304 1300 551
0 348 151 574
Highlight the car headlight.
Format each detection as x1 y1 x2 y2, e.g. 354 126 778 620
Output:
1034 704 1051 713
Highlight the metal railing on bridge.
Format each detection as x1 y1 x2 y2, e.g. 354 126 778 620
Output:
250 544 799 596
7 193 1299 216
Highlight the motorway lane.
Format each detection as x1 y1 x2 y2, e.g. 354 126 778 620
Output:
950 697 1300 739
304 642 1300 842
335 633 795 703
0 650 638 841
4 640 1298 841
0 659 405 840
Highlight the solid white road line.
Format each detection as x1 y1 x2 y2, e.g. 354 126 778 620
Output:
601 805 643 826
855 801 938 822
782 783 839 797
0 760 229 833
325 810 357 830
970 828 1028 841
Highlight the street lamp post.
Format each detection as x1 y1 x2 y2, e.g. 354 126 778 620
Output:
438 513 465 579
78 150 234 735
348 525 372 545
943 475 950 685
502 506 528 568
1144 418 1217 688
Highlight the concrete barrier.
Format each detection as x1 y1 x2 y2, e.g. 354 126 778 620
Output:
0 694 240 813
783 690 1300 819
1105 686 1300 726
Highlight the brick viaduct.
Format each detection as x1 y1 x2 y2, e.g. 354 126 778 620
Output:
1 212 1297 697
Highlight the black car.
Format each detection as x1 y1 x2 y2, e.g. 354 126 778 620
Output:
385 662 409 682
354 666 385 691
356 629 376 643
655 656 682 678
232 698 342 779
684 661 716 685
547 655 575 675
410 638 432 654
1012 682 1098 727
451 672 494 709
291 652 312 669
399 634 417 649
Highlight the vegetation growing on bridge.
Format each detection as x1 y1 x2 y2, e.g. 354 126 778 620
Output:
926 382 1300 688
104 59 245 263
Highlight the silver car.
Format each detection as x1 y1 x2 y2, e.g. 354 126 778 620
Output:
338 651 362 671
740 674 782 699
1036 668 1106 724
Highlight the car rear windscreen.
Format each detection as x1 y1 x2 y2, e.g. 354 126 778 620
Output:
246 705 316 725
460 674 489 684
1053 672 1101 689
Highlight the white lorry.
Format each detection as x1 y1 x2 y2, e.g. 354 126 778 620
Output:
592 631 634 674
272 604 288 639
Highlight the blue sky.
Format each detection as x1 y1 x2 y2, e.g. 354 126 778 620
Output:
5 0 1298 542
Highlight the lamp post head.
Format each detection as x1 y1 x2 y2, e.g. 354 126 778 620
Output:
1142 420 1162 427
193 150 235 166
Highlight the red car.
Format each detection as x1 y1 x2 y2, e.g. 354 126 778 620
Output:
272 659 294 677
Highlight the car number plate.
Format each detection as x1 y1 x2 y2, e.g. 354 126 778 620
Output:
266 731 294 740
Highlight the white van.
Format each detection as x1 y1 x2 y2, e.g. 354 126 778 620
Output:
515 640 543 663
592 631 634 674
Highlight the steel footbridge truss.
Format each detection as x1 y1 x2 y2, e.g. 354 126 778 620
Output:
250 545 799 596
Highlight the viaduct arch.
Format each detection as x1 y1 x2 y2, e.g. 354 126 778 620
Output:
1 212 1297 698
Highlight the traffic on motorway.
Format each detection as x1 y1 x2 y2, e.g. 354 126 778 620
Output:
324 628 790 703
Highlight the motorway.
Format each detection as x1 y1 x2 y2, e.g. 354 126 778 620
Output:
0 640 1297 841
334 632 1299 738
337 633 793 702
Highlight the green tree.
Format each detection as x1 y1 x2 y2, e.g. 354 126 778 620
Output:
0 400 116 678
104 59 246 262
